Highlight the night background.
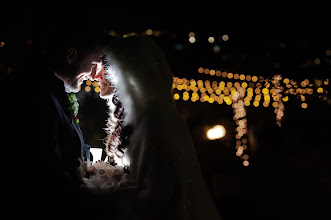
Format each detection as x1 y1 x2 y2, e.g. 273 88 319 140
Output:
1 3 330 220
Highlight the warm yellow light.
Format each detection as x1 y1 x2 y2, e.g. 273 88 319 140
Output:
252 76 258 82
317 87 323 93
94 86 100 93
282 96 289 102
222 35 229 41
225 99 232 105
86 80 92 86
92 81 99 87
85 86 91 92
262 88 269 94
146 29 153 35
301 103 308 109
207 125 226 140
208 37 215 43
174 93 180 100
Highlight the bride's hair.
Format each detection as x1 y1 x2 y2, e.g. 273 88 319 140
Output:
103 69 133 166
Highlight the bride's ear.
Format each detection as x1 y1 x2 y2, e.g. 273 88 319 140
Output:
65 48 78 64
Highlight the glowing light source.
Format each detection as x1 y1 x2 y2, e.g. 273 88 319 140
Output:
207 125 226 140
85 86 91 92
189 37 196 43
222 35 229 41
208 37 215 43
146 29 153 35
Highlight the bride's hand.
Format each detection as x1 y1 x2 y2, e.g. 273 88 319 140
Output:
85 160 114 176
85 160 102 175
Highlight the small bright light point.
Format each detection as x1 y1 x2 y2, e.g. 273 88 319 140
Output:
188 32 195 37
85 86 91 92
94 86 100 93
208 37 215 43
222 35 229 41
207 125 226 140
146 29 153 35
189 37 196 43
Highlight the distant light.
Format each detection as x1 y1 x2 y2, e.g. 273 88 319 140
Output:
222 35 229 41
146 29 153 35
208 37 215 43
207 125 226 140
94 86 100 93
317 87 323 93
188 32 195 37
314 58 321 64
301 103 308 109
189 37 196 43
85 86 91 92
92 81 99 87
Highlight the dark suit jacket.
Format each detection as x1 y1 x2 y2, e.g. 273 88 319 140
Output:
2 62 91 218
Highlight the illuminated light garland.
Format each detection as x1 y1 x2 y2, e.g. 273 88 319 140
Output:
231 88 249 166
271 74 285 127
171 68 329 165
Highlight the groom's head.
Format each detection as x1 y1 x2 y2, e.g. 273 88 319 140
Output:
35 16 108 92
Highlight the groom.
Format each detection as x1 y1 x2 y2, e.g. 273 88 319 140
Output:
3 20 107 217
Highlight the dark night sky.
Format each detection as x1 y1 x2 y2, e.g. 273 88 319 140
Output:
2 3 331 220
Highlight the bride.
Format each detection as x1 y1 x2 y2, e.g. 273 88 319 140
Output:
81 36 222 220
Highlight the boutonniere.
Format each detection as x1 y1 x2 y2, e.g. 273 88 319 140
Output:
68 93 79 123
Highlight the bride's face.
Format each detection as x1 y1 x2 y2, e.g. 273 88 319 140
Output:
95 65 115 98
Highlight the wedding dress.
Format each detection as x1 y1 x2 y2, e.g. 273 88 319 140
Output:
81 36 223 220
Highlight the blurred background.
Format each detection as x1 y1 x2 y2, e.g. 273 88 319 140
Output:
1 3 330 220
